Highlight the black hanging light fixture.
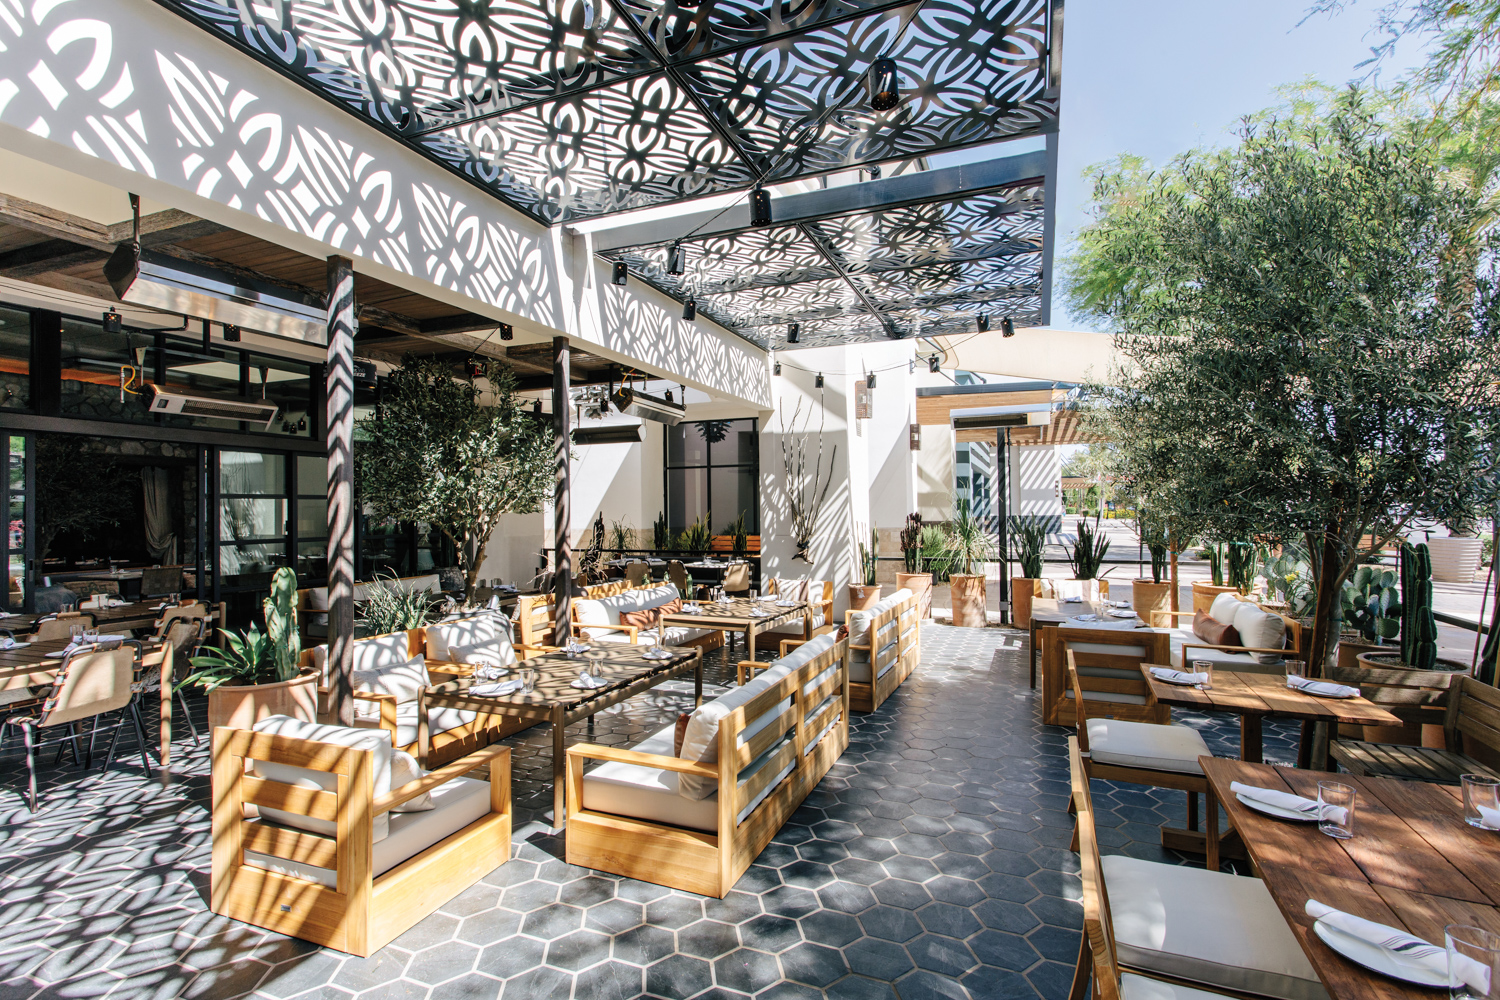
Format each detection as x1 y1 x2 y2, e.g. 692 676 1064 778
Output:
866 371 877 389
787 322 800 344
1002 316 1016 338
929 355 941 373
977 314 989 332
750 184 773 227
869 57 901 112
499 322 514 341
666 242 685 275
682 298 696 321
533 399 542 414
612 261 628 286
815 372 824 388
774 361 781 375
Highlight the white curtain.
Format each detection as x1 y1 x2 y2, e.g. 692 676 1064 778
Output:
142 467 177 564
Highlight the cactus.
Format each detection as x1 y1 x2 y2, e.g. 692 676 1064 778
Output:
901 512 923 573
263 566 301 682
1226 541 1258 594
1399 542 1438 671
1341 565 1401 643
859 526 879 586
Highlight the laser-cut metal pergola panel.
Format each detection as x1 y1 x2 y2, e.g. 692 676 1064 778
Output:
599 181 1044 348
159 0 1058 223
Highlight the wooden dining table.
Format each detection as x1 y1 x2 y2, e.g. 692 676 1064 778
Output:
1142 664 1402 768
1202 756 1500 999
0 600 178 637
659 598 813 681
0 636 177 763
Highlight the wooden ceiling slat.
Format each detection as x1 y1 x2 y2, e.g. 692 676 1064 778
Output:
915 388 1058 425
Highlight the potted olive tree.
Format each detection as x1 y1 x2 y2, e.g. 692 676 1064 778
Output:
182 567 318 731
896 512 933 618
1009 515 1048 630
946 499 993 628
850 526 882 610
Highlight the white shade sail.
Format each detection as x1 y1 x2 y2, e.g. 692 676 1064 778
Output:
930 327 1131 385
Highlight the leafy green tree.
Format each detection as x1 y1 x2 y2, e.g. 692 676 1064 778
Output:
357 358 551 596
1067 99 1498 674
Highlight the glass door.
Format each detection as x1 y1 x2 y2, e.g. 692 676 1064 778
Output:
4 434 30 612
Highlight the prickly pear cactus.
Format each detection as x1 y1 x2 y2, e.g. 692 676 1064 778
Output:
1399 543 1438 671
263 566 301 681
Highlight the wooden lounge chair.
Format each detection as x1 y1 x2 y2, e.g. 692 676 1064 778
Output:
842 588 920 712
1330 673 1500 784
1044 627 1170 727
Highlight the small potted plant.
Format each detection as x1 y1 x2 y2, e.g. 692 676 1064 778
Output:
1010 515 1048 630
896 512 933 618
850 526 883 610
946 499 993 628
181 567 318 731
730 511 750 562
1132 512 1172 628
1068 515 1110 604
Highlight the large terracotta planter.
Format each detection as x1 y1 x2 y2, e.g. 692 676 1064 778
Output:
1429 536 1484 584
848 584 883 612
1132 579 1173 628
897 572 934 619
206 668 320 733
1011 578 1043 629
1192 582 1238 613
949 574 987 628
1353 652 1469 747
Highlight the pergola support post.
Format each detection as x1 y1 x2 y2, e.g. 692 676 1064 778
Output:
325 254 356 724
552 337 572 646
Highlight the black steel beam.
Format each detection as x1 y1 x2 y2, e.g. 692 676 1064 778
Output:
589 151 1047 251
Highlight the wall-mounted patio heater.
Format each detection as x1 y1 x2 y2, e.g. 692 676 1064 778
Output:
572 424 644 446
610 386 684 425
148 384 279 430
103 242 327 346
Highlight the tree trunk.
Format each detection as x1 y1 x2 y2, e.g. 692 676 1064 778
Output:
1169 548 1179 614
463 532 489 600
1307 528 1344 679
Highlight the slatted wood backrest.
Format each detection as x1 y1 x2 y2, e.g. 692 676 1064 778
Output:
1330 666 1455 728
514 594 555 647
583 581 631 599
1069 736 1124 1000
624 562 650 586
1452 677 1500 760
1053 627 1168 701
709 535 761 555
211 726 376 952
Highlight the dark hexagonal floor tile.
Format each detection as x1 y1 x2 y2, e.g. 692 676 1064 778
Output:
678 919 740 960
573 960 643 1000
713 947 781 994
871 879 932 910
778 941 849 987
740 914 802 954
611 924 677 967
520 903 584 940
843 936 916 981
645 953 713 998
907 934 978 978
916 903 981 940
545 929 611 972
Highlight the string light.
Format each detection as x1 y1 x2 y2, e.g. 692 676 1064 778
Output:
750 185 773 226
1002 316 1016 338
929 355 941 373
977 314 989 332
787 323 800 344
612 261 628 286
869 57 901 111
682 298 696 321
815 373 824 388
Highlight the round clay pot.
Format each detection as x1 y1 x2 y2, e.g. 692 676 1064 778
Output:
848 584 883 612
206 667 320 733
949 574 987 628
1011 578 1043 629
1131 579 1172 627
896 572 933 619
1192 582 1238 614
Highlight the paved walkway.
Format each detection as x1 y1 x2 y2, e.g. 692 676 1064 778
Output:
0 626 1292 1000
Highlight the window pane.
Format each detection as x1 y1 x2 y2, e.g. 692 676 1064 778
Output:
297 456 325 496
221 498 285 540
9 435 23 492
220 542 287 577
708 419 757 465
296 499 325 538
221 451 285 495
667 467 707 533
297 540 326 577
0 307 29 410
60 317 153 423
710 466 758 534
261 358 312 439
667 422 708 466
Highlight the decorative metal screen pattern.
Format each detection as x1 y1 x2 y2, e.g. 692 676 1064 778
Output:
156 0 1058 223
599 181 1045 348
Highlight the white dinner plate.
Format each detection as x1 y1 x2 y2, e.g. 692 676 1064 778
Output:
1107 610 1139 619
1312 921 1448 987
1234 793 1318 823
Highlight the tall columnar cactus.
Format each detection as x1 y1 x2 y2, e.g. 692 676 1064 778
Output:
1399 542 1438 671
263 566 301 682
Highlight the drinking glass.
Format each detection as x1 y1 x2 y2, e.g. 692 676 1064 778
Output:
68 623 84 644
585 648 606 680
1284 659 1307 685
748 589 758 601
1445 924 1500 1000
1318 781 1356 840
83 627 100 645
1192 659 1213 690
1462 774 1500 830
520 667 538 694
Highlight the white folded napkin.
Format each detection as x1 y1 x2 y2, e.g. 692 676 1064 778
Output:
1061 596 1082 603
1475 804 1500 830
564 641 591 655
571 672 609 690
472 664 510 682
0 638 29 650
1287 674 1360 698
717 594 733 604
776 599 798 606
64 634 127 653
469 679 522 697
1230 781 1347 823
1150 666 1209 686
642 647 675 660
1306 899 1491 993
1073 614 1100 622
680 604 702 614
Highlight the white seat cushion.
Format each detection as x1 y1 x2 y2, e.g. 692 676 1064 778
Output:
766 613 827 635
245 773 491 886
581 722 719 832
1086 719 1210 773
1064 689 1149 705
394 703 479 749
1104 855 1327 1000
353 655 430 720
1122 974 1239 1000
251 716 393 842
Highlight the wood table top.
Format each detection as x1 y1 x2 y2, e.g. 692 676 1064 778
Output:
1202 757 1500 999
424 642 699 713
659 598 809 630
0 600 171 632
1142 664 1402 727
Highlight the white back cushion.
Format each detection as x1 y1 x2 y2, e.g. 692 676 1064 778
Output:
425 616 504 661
1209 592 1243 625
353 656 430 720
1232 604 1286 663
447 638 518 668
251 715 393 842
311 632 413 680
678 672 780 800
574 598 617 638
774 578 810 601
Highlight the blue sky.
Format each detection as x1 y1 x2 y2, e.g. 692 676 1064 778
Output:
940 0 1435 332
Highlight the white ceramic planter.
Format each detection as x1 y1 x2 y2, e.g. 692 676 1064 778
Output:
1428 536 1484 584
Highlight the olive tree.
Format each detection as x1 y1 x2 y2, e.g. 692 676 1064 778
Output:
1067 100 1499 674
357 358 552 597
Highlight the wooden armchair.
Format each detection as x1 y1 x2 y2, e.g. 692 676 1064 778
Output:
1042 626 1170 727
841 589 920 712
211 724 511 956
1331 673 1500 784
514 593 557 648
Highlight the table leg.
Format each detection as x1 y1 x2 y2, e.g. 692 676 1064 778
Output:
1029 623 1039 689
1241 714 1264 763
1298 721 1330 770
695 649 703 707
552 703 566 830
159 664 171 767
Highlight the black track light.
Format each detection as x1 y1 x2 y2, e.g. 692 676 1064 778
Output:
533 399 542 414
499 323 513 341
683 298 696 321
929 355 941 373
1002 316 1016 338
787 322 799 344
224 324 241 342
750 185 773 227
977 314 989 332
102 309 122 335
465 358 482 380
667 242 685 275
866 372 876 389
815 373 824 388
869 57 901 112
612 261 628 286
774 361 781 375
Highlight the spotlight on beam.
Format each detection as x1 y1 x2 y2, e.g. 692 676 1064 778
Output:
750 185 773 227
682 298 696 321
866 372 876 389
869 57 901 111
815 373 824 388
612 261 628 286
1002 316 1016 338
499 323 514 341
667 242 685 276
787 323 799 344
929 355 941 373
977 314 989 332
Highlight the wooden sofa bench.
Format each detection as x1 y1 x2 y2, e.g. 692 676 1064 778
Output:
210 717 511 956
753 579 835 651
844 588 920 713
572 583 725 652
564 632 850 897
1331 672 1500 784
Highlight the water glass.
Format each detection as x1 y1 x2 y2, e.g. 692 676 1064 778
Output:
1462 774 1500 830
83 627 100 645
1284 659 1307 684
1318 781 1356 840
68 622 84 644
748 589 758 601
585 649 606 679
519 667 538 694
1446 924 1500 1000
1192 659 1213 690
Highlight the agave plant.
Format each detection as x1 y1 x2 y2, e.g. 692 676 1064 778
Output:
1009 515 1048 579
180 567 301 691
1069 516 1110 580
921 525 957 582
357 571 438 635
945 499 994 577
